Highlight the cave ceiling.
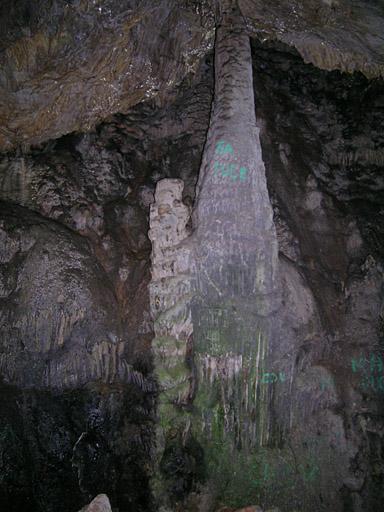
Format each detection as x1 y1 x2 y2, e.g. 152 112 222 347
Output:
0 0 384 152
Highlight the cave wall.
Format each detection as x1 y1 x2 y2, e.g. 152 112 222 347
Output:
144 27 384 512
252 39 384 511
0 56 212 512
147 36 384 512
0 2 383 511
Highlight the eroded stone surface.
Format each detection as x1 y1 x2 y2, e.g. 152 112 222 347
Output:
149 5 282 508
79 494 112 512
147 14 384 512
148 178 197 505
1 4 384 511
0 201 138 388
252 38 384 512
149 178 194 403
0 0 384 151
0 53 211 512
0 0 215 151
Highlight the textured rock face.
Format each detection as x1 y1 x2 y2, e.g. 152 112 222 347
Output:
79 494 112 512
0 0 215 151
0 202 127 388
250 40 384 512
148 6 289 509
0 2 384 512
0 202 155 511
241 0 384 77
191 0 280 457
149 179 193 400
148 179 197 504
0 55 210 512
0 0 384 151
149 179 193 344
147 8 384 512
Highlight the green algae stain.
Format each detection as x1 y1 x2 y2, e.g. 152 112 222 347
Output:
201 437 322 510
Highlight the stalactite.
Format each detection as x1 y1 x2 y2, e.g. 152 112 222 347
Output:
191 0 279 450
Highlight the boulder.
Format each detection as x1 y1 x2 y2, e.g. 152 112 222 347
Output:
79 494 112 512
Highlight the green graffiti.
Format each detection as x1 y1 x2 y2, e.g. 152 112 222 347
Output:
215 140 234 156
299 461 320 483
260 372 286 384
351 353 383 374
320 377 333 391
239 166 248 180
351 352 384 393
360 374 384 392
257 458 320 486
212 140 249 182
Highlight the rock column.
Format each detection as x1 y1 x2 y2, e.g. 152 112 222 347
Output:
149 1 280 507
192 1 279 450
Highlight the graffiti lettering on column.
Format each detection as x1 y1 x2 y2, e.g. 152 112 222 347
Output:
320 377 333 391
260 371 286 384
351 352 384 392
212 140 249 182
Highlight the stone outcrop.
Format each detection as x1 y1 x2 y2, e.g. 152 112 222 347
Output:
79 494 112 512
148 178 197 504
0 202 128 388
0 134 157 512
0 0 215 151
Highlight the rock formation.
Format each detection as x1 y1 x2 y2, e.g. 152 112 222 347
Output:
78 494 112 512
80 494 112 512
0 1 383 512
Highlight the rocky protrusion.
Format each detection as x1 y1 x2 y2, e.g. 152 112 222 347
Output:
149 178 194 406
148 179 199 504
190 0 280 461
78 494 112 512
149 179 193 338
149 2 281 507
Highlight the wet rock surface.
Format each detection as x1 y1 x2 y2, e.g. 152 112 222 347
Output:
0 2 383 512
241 0 384 77
0 0 215 151
145 20 384 512
0 378 154 512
